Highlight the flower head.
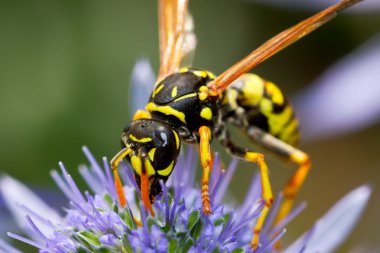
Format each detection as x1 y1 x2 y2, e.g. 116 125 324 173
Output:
0 146 372 253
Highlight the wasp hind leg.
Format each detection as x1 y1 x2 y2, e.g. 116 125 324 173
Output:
218 128 274 249
248 127 311 231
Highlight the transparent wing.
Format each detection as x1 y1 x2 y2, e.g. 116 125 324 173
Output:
207 0 363 94
129 59 156 115
158 0 190 81
179 13 197 69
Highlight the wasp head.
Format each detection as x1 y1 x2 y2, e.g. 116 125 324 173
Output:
121 119 181 214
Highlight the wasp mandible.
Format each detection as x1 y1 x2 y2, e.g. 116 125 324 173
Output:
110 0 363 249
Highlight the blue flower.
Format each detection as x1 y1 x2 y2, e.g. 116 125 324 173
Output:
0 146 372 252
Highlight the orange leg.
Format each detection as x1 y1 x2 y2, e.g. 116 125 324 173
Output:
275 151 311 225
244 152 274 249
246 127 311 248
110 148 132 207
218 128 274 249
199 126 213 215
140 170 155 216
272 151 310 250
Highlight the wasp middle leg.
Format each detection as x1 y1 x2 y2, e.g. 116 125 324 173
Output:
217 126 274 249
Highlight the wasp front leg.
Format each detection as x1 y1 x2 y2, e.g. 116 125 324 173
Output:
199 126 213 215
217 128 273 249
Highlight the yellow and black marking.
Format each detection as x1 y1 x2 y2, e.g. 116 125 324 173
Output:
114 69 311 247
222 73 300 146
147 68 218 133
146 102 187 123
171 86 178 97
152 83 165 98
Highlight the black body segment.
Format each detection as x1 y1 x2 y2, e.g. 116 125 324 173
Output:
147 69 219 141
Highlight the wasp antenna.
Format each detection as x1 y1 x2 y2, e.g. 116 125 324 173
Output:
207 0 365 94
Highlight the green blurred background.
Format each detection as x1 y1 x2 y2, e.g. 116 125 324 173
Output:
1 0 379 252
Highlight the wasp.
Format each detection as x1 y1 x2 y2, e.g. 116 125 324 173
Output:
110 0 363 249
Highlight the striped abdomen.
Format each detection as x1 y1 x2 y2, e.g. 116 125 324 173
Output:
221 73 300 146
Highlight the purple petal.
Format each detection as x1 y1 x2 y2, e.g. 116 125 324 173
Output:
0 176 61 239
82 146 108 187
7 232 46 250
294 33 380 140
284 185 371 253
130 58 156 114
268 202 306 238
213 159 238 205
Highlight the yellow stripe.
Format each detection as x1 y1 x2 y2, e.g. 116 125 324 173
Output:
157 161 174 176
266 81 284 105
266 106 293 136
280 118 298 142
192 70 208 78
171 86 178 97
132 110 151 120
131 156 142 176
240 73 265 107
206 71 216 79
146 102 186 123
173 93 197 102
260 98 273 113
144 160 156 176
153 84 164 98
179 67 189 73
148 148 156 161
129 134 152 143
173 130 180 149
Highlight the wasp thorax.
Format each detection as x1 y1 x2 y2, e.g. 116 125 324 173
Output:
121 119 181 200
